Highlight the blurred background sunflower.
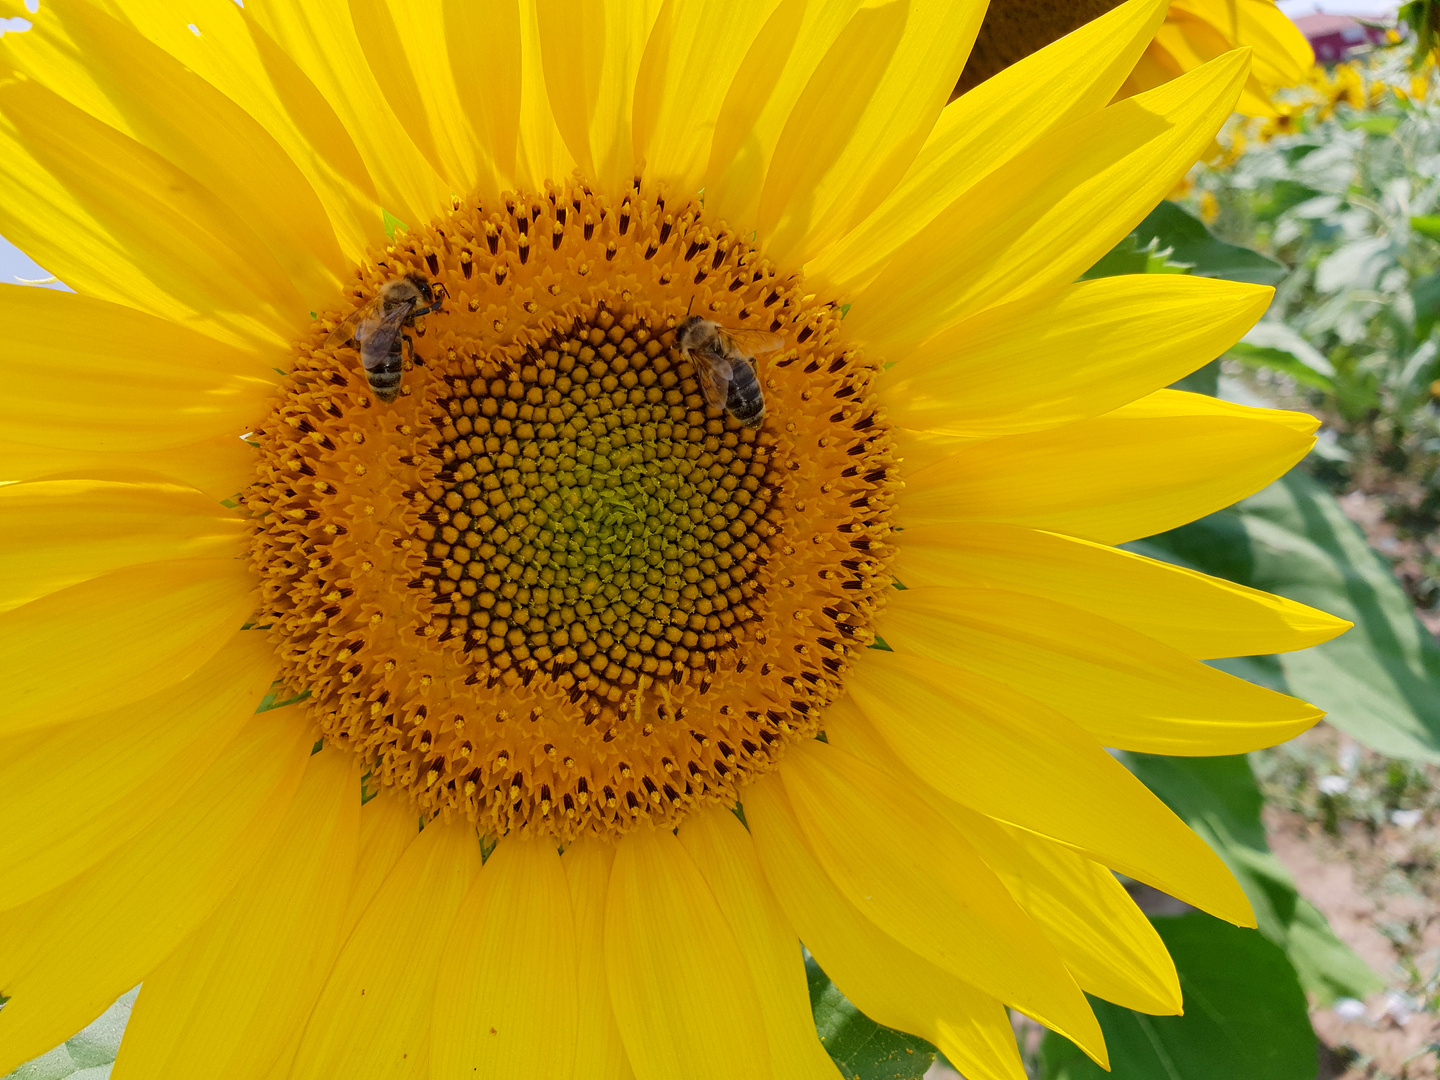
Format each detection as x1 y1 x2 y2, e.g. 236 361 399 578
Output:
0 0 1369 1079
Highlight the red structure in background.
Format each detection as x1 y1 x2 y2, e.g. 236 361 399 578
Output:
1294 12 1391 62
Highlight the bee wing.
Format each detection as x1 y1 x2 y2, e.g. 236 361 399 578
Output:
696 355 733 411
719 327 787 357
324 294 386 349
355 304 413 371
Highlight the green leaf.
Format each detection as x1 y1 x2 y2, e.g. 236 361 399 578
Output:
1080 233 1193 280
1139 469 1440 763
1120 753 1382 1005
382 208 409 240
1410 268 1440 340
1131 201 1287 285
1343 114 1402 136
3 988 135 1080
1039 914 1316 1080
806 956 935 1080
1410 214 1440 243
1223 322 1335 392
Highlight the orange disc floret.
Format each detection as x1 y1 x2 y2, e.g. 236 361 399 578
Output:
246 181 899 839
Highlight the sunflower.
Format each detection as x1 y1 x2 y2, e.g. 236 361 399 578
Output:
958 0 1315 116
0 0 1348 1077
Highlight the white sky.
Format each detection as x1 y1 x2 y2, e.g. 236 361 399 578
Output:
1277 0 1398 15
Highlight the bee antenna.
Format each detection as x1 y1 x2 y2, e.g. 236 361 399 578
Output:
685 296 695 317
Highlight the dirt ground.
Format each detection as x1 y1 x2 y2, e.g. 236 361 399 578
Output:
1258 724 1440 1079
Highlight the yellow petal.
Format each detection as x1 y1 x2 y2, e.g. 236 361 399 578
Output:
892 522 1351 659
110 749 361 1080
514 0 581 191
431 837 578 1080
349 0 496 199
823 698 1181 1016
241 0 450 226
847 650 1254 926
882 275 1272 437
744 774 1027 1080
606 826 772 1080
781 741 1103 1058
1 286 277 454
632 0 782 197
900 390 1316 544
0 558 256 735
87 0 384 261
808 0 1169 293
845 50 1250 354
563 839 636 1080
538 0 662 190
343 790 423 937
0 80 301 351
678 806 842 1080
0 631 276 910
444 0 524 191
289 818 481 1080
756 0 987 266
882 587 1323 755
0 477 244 615
3 0 349 301
0 704 311 1075
0 434 259 504
702 0 866 233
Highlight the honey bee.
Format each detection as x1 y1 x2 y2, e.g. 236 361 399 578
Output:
677 316 785 428
325 273 446 402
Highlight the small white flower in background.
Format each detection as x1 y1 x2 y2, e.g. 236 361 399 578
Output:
1333 997 1368 1021
1318 774 1350 796
1338 740 1360 774
3 988 135 1080
1382 992 1415 1025
1391 808 1424 829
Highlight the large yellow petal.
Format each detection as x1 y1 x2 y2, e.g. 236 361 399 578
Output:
606 826 772 1080
744 775 1027 1080
899 390 1316 544
755 0 986 267
0 477 243 614
241 0 450 225
0 631 276 910
679 806 843 1080
288 818 481 1080
882 275 1272 437
3 0 349 300
702 0 865 233
781 741 1103 1058
845 50 1249 355
0 558 255 735
93 0 384 261
0 435 259 504
349 0 494 199
0 704 310 1075
882 587 1323 755
538 0 661 190
444 0 524 192
343 790 423 937
808 0 1168 293
823 699 1181 1016
847 650 1254 926
431 837 578 1080
1 286 277 454
0 80 302 351
632 0 782 197
110 749 360 1080
892 522 1350 659
563 839 635 1080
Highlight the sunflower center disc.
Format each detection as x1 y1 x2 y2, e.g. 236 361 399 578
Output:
248 182 899 839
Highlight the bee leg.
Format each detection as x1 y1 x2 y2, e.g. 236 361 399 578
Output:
401 331 423 368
